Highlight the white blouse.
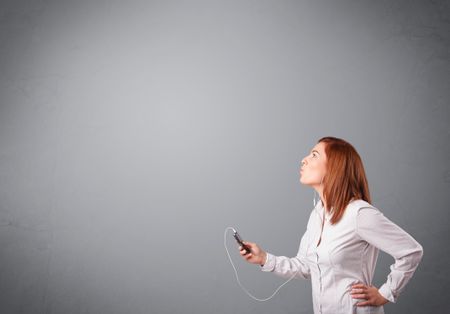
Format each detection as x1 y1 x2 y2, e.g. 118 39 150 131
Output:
260 199 423 314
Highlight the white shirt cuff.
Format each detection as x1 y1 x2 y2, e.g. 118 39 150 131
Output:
260 253 275 272
378 283 397 303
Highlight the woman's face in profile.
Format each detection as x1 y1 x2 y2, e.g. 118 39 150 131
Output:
300 142 327 187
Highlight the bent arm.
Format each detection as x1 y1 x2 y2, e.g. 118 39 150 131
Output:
356 207 424 303
260 228 311 280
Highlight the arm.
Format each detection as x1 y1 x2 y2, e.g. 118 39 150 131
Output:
260 227 311 280
355 206 424 303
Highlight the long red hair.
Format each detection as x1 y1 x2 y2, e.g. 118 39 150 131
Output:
318 136 371 224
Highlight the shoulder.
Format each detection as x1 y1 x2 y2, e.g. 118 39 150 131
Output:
344 199 381 218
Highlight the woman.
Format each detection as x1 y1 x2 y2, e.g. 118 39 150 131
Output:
239 136 423 314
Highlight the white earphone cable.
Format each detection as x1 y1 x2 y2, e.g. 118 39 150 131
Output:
224 227 302 301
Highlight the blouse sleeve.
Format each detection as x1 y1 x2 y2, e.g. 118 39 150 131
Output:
355 206 424 303
259 226 311 280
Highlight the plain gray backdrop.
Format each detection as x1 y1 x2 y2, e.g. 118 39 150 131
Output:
0 0 449 313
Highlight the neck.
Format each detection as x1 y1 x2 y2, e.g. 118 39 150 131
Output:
314 186 327 210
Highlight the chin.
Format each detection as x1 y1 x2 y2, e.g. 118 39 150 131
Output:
300 178 312 186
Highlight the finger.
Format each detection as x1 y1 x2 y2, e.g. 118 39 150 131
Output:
240 248 250 254
351 294 367 299
350 288 365 294
356 301 372 306
352 284 367 289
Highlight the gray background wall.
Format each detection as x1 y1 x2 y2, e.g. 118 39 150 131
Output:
0 0 449 313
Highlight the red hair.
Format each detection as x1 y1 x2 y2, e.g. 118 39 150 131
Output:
318 136 371 224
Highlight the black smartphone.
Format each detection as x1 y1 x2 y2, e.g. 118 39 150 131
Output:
233 229 252 255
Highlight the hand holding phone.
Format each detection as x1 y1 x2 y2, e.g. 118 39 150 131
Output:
233 229 252 254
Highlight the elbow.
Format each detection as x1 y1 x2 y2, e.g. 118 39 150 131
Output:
410 243 424 267
417 243 424 261
399 243 423 269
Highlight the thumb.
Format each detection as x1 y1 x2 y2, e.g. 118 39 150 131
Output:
243 241 255 248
